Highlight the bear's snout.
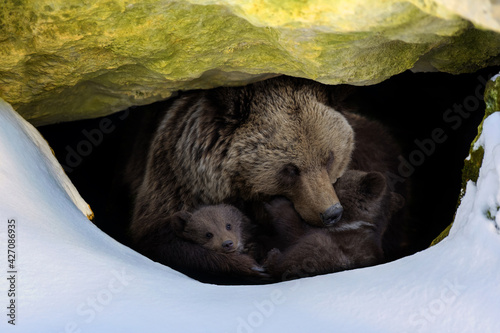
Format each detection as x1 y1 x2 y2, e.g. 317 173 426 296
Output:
222 240 234 252
321 203 343 226
287 169 344 226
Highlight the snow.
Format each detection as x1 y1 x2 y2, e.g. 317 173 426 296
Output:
1 97 500 333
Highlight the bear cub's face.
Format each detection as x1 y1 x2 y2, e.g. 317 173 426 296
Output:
171 205 247 253
333 170 404 230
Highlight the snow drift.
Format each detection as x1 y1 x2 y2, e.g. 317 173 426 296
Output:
0 96 499 332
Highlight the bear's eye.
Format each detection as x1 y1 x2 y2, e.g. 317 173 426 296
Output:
279 163 300 184
226 224 231 230
206 232 213 239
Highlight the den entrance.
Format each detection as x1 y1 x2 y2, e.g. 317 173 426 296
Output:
38 68 497 283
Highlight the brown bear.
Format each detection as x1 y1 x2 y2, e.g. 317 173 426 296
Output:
170 204 269 265
171 204 248 254
263 170 404 281
136 204 268 284
341 112 410 260
127 76 357 280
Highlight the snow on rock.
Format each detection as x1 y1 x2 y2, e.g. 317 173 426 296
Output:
1 98 500 333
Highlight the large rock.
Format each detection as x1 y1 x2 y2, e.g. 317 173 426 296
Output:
460 73 500 204
1 0 500 125
431 72 500 246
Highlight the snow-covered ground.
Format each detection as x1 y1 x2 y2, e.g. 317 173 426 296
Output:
0 94 499 333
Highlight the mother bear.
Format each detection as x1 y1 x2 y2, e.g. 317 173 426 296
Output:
125 76 400 282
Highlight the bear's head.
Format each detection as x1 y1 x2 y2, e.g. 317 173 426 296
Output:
333 170 405 230
228 77 354 227
171 204 247 253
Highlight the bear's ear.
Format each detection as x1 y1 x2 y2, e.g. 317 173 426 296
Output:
326 84 357 113
389 192 405 214
170 211 192 237
359 172 386 200
205 87 252 124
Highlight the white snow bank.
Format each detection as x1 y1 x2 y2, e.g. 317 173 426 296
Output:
1 98 500 333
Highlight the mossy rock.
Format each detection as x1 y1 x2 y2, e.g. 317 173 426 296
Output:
461 74 500 194
1 0 500 125
431 73 500 246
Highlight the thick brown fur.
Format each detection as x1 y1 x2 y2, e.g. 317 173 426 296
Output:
263 170 404 281
171 204 247 253
128 76 356 280
342 112 410 260
135 204 267 284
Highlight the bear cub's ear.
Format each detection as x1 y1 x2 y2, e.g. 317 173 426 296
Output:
171 211 193 237
359 172 386 200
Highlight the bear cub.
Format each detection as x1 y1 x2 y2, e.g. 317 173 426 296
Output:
171 204 248 253
135 204 269 284
124 75 407 282
264 170 404 281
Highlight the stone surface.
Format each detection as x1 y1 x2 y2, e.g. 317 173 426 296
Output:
462 74 500 191
1 1 500 125
431 72 500 246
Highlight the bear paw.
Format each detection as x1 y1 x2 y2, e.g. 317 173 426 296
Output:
263 248 282 267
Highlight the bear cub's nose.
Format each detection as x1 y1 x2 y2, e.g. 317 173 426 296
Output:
222 240 234 251
321 203 343 226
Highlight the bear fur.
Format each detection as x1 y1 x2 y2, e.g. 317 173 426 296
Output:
135 204 268 284
342 112 410 260
129 76 354 229
127 76 357 279
125 75 407 281
263 170 404 281
171 204 248 253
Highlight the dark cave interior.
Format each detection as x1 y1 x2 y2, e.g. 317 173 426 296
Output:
38 67 498 266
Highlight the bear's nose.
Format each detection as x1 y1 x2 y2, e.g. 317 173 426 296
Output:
222 240 234 251
321 203 343 226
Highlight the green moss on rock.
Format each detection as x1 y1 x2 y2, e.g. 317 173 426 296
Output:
415 27 500 73
485 75 500 115
1 0 500 125
431 74 500 246
460 75 500 192
461 146 484 195
430 223 452 246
